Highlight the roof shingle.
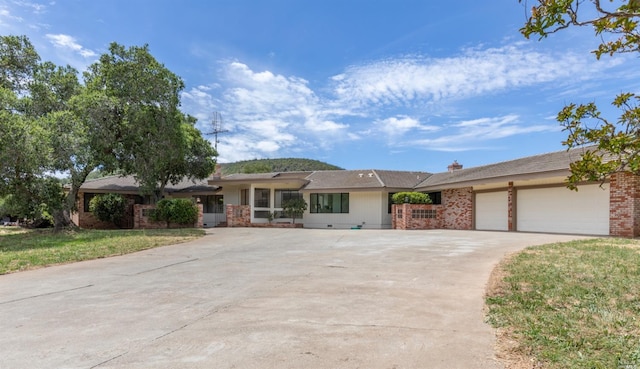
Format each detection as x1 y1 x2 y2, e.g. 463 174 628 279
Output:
416 146 595 189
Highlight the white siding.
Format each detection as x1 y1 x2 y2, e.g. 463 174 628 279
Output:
304 192 387 229
475 191 509 231
219 185 241 206
381 192 393 228
517 184 609 235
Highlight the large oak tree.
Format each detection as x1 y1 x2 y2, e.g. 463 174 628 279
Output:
0 36 217 229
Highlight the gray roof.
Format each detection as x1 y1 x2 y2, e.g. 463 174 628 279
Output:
375 170 431 188
303 170 430 191
82 147 604 194
80 175 217 194
208 171 313 186
416 146 595 190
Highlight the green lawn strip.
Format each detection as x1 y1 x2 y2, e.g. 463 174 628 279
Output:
0 228 205 274
486 238 640 369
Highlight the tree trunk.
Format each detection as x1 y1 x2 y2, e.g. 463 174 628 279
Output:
53 167 93 232
52 208 74 231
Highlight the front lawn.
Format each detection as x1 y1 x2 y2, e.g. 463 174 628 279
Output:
0 227 205 274
486 238 640 369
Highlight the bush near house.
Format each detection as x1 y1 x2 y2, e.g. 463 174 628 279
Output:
151 198 198 227
391 192 432 204
89 193 127 227
282 198 307 224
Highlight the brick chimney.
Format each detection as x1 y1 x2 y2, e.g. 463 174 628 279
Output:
213 164 222 179
448 160 462 172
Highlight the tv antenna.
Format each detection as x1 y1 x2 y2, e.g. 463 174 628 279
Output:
208 111 229 151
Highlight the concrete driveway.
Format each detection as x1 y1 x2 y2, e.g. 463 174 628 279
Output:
0 228 589 369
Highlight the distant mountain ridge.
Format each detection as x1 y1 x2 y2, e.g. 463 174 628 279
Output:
221 158 343 174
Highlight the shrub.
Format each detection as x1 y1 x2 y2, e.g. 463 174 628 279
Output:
391 192 432 204
282 198 307 224
89 193 127 227
151 198 198 227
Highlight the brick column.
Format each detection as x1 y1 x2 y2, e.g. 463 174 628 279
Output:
226 205 251 227
196 204 204 228
442 187 473 230
610 172 640 237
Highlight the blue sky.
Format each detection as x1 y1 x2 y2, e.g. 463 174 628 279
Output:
1 1 637 172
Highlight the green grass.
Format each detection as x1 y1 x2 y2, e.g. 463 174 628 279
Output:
0 227 205 274
486 238 640 369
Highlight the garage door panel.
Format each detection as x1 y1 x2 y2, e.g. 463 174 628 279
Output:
517 184 609 235
476 191 508 231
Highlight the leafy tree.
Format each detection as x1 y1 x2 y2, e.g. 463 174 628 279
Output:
151 198 198 227
127 112 216 201
281 198 307 224
84 43 217 201
0 36 217 230
519 0 640 188
391 192 432 204
88 193 127 227
0 35 97 229
0 177 61 228
0 35 39 93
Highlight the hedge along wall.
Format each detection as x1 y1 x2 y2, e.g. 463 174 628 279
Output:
134 204 204 229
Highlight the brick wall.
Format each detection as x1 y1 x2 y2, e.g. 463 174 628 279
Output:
392 204 443 230
610 172 640 237
226 205 251 227
442 187 473 230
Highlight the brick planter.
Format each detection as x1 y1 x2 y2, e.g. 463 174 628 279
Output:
392 204 443 230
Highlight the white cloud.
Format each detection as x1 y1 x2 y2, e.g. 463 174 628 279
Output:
0 7 22 21
376 115 440 137
13 1 48 14
182 42 619 162
209 62 352 158
409 115 558 151
180 85 222 131
45 33 96 58
330 44 603 111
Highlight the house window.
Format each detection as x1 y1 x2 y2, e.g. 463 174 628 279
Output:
275 190 302 208
412 209 437 219
310 193 349 213
426 191 441 205
254 210 271 219
240 189 249 206
254 188 270 208
83 193 97 212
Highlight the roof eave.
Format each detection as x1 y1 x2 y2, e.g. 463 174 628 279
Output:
415 169 572 191
208 178 310 186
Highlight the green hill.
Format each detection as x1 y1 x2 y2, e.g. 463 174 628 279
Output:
221 158 343 174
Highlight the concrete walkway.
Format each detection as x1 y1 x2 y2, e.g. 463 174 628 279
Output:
0 228 589 369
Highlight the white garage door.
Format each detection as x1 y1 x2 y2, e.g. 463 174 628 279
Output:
475 191 508 231
517 184 609 235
